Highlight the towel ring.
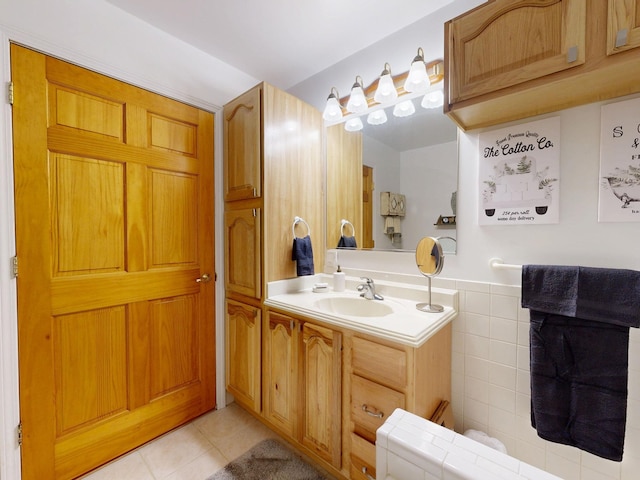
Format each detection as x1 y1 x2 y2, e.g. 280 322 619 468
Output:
341 219 355 237
292 216 311 239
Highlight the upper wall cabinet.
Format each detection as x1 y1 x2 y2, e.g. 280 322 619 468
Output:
608 0 640 54
224 85 261 202
445 0 640 130
447 0 586 104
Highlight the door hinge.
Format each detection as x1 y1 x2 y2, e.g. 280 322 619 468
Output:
8 81 14 105
11 256 18 278
17 422 22 447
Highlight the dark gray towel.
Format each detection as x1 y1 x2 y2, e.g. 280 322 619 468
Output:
522 265 640 328
522 265 640 461
291 236 314 276
337 235 357 249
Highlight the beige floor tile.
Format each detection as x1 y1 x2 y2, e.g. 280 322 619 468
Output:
79 451 154 480
160 446 228 480
139 423 214 478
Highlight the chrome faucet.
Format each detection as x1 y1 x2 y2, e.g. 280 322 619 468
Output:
357 277 384 300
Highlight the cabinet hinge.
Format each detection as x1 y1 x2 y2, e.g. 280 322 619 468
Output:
11 256 18 278
8 81 14 105
17 422 22 447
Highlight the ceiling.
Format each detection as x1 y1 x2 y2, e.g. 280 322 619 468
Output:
105 0 455 90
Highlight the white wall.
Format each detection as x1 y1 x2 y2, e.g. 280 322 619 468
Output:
400 140 457 249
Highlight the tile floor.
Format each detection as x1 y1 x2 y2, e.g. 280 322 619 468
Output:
80 402 280 480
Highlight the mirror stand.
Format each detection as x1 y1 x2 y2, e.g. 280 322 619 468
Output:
415 236 444 313
416 276 443 313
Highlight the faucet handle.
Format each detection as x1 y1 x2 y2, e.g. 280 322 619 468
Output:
360 276 373 284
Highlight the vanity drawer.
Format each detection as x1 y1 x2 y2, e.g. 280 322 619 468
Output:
351 336 407 390
351 374 405 441
350 452 376 480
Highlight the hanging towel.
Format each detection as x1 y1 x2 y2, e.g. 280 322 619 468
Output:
384 216 394 234
393 217 402 234
522 265 640 461
291 235 314 276
337 235 357 249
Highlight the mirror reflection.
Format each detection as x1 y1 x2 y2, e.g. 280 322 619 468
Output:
326 97 458 254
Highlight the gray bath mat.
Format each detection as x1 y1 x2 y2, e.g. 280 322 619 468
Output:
208 438 332 479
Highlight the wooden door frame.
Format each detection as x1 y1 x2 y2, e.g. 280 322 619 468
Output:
0 29 226 480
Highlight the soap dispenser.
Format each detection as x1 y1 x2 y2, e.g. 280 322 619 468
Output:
333 265 345 292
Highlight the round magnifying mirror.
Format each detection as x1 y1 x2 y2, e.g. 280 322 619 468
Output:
415 236 444 312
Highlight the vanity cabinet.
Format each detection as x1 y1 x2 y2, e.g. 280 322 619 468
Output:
301 322 342 469
447 0 586 105
347 327 452 480
263 311 342 469
225 299 261 412
223 83 323 414
607 0 640 54
263 311 299 438
224 85 261 202
224 207 261 299
445 0 640 130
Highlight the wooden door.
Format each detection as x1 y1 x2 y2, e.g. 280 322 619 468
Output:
225 299 261 412
223 85 262 202
11 45 216 480
362 165 374 249
301 322 342 469
263 311 299 437
608 0 640 54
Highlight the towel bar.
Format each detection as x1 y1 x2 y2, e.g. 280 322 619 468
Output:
489 258 522 270
292 216 311 238
340 219 355 237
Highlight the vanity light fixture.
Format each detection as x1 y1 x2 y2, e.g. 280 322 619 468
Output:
346 76 368 114
421 87 445 109
404 47 429 93
367 108 388 125
393 99 415 118
320 48 444 131
345 116 364 132
373 63 398 105
322 87 343 121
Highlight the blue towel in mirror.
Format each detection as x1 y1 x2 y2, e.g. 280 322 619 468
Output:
337 235 357 249
522 265 640 461
292 235 314 276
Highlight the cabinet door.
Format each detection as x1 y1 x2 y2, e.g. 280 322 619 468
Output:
608 0 640 54
447 0 586 103
224 85 261 201
263 311 298 437
225 299 261 412
301 322 342 469
225 207 261 299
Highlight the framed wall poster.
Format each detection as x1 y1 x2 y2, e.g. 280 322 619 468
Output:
599 97 640 222
478 117 560 225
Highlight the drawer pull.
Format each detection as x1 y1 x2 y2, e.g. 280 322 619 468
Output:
361 404 384 418
361 466 375 480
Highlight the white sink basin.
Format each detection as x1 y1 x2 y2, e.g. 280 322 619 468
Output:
313 296 394 317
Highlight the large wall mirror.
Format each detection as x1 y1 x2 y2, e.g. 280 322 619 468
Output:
326 97 458 254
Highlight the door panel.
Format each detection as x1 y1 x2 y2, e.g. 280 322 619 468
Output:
12 44 216 480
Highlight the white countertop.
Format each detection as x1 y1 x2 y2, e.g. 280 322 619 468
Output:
264 274 458 347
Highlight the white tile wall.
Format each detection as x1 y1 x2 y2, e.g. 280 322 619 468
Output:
449 278 640 480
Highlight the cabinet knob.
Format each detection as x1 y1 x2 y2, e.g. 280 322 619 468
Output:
361 404 384 418
361 466 375 480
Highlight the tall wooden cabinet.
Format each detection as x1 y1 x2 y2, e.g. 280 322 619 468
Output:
445 0 640 130
223 83 324 414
